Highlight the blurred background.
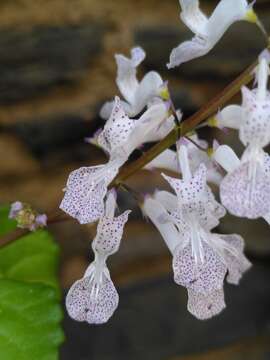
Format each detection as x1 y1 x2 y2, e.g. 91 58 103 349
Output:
0 0 270 359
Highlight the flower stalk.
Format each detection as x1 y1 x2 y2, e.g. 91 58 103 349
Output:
111 54 262 186
0 46 268 249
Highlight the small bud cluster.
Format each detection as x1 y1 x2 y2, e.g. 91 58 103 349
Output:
9 201 47 231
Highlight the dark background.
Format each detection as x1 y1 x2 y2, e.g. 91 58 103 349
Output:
0 0 270 359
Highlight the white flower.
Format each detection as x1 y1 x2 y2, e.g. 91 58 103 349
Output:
60 96 168 224
143 144 251 319
66 191 131 324
145 133 223 185
168 0 258 69
100 47 166 119
214 145 270 221
213 57 270 220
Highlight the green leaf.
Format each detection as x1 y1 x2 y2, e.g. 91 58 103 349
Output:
0 230 60 289
0 206 17 237
0 205 64 359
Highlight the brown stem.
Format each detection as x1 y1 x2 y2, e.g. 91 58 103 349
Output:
111 58 258 185
0 50 264 248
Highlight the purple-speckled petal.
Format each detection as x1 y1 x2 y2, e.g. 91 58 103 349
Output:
66 273 119 325
98 97 135 154
187 288 226 320
220 158 270 219
93 210 131 256
60 165 118 224
219 234 252 285
240 86 270 148
173 241 227 294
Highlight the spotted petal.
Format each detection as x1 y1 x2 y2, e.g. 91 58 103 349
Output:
93 210 131 256
240 86 270 148
98 97 135 155
173 241 227 294
220 151 270 219
163 164 207 205
187 288 226 320
219 234 251 285
66 273 119 325
60 165 119 224
146 136 222 185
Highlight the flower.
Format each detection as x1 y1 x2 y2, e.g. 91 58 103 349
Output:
60 96 169 224
213 57 270 220
167 0 258 69
100 47 166 118
214 145 270 221
143 144 251 319
145 133 223 185
9 201 47 231
66 190 131 324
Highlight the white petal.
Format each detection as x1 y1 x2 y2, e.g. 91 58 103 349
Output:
131 71 164 116
206 166 223 186
219 234 251 285
125 102 168 154
213 145 240 173
173 241 227 294
220 153 270 219
99 101 114 120
263 212 270 225
163 163 207 201
65 269 119 325
145 149 178 172
216 105 242 130
99 99 131 120
93 210 130 256
169 0 251 68
60 164 119 224
154 190 178 213
240 86 270 149
98 97 135 154
143 196 180 253
167 36 210 69
187 288 226 320
182 136 223 185
142 115 175 143
179 0 208 37
66 277 92 322
207 0 249 43
105 189 117 218
115 47 145 104
178 144 192 181
259 49 270 64
256 57 269 101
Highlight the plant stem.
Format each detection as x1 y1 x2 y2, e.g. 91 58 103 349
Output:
112 58 258 185
0 50 265 248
